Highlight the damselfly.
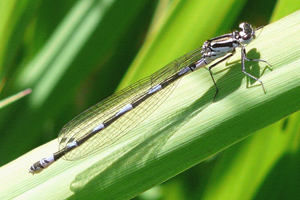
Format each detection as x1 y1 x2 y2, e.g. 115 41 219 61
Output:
29 22 271 174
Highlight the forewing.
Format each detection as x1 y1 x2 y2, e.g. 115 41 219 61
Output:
58 47 203 160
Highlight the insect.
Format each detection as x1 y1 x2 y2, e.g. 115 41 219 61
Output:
29 22 271 174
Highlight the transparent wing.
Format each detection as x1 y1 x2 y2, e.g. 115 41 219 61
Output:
58 47 203 160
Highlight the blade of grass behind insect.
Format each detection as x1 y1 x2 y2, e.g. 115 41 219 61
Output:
119 0 248 87
69 10 300 199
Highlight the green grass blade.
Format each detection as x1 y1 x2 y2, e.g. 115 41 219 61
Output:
68 10 300 198
119 0 247 87
1 1 300 199
0 88 31 108
0 9 299 200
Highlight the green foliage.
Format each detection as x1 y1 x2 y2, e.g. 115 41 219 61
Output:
0 0 300 199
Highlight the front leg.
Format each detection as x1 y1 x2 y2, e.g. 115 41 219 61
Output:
240 46 272 93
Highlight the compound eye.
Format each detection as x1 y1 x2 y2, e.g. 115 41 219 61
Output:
242 34 252 41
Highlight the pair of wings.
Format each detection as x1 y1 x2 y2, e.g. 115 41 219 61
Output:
58 47 203 160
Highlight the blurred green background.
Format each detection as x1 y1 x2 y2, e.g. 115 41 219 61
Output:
0 0 300 199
